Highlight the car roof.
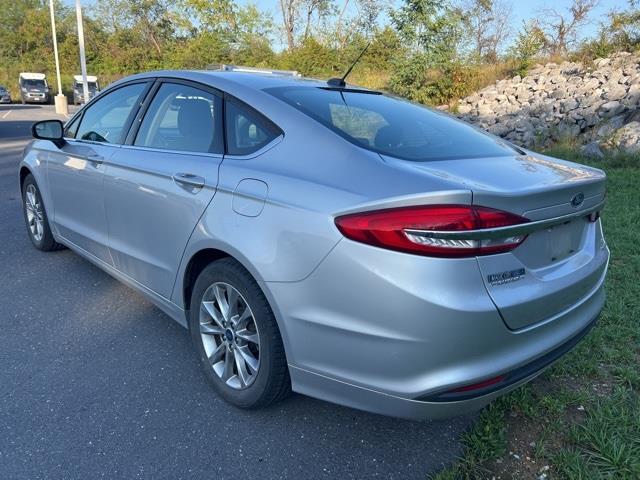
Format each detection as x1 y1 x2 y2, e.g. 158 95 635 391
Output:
113 69 373 92
20 73 46 80
74 75 98 82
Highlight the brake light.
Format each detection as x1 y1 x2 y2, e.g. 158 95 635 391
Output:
335 205 529 258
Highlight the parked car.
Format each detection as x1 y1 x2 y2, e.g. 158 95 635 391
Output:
19 70 609 419
72 75 100 105
0 85 11 103
19 72 50 104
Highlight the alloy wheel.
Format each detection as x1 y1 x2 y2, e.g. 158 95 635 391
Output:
199 282 261 389
25 184 44 242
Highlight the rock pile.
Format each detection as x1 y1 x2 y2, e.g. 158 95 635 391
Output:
454 52 640 157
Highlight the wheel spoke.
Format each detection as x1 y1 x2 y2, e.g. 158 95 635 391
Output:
233 307 252 329
26 190 36 209
214 284 230 321
202 301 225 329
222 347 234 382
208 342 226 365
200 323 225 335
237 345 259 373
226 288 239 318
236 328 259 344
233 349 251 387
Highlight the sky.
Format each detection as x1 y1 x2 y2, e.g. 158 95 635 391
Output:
509 0 630 38
66 0 632 43
236 0 633 49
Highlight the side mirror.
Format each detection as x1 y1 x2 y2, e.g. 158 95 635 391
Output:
32 120 65 148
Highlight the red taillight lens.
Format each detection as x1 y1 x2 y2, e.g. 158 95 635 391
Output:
335 205 529 258
448 375 506 393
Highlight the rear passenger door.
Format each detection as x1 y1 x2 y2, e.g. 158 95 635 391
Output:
104 80 224 298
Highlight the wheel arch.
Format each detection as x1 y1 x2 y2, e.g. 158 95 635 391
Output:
19 166 33 191
177 244 293 363
181 247 231 314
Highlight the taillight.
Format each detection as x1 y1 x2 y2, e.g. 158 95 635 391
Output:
335 205 529 258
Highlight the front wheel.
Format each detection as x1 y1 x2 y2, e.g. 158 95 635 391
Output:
189 258 290 409
22 174 64 251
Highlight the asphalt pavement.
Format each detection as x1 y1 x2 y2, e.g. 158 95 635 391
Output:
0 105 474 479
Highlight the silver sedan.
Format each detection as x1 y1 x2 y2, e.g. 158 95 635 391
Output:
19 71 609 419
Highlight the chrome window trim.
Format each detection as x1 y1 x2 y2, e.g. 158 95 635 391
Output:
63 138 120 147
404 200 605 241
117 143 224 159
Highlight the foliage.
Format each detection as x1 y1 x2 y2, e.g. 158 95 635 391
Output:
0 0 637 106
578 0 640 60
508 20 546 76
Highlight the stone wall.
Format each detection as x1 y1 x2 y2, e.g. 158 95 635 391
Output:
454 52 640 157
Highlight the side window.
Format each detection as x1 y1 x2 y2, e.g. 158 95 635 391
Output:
76 83 147 144
135 83 223 154
64 114 81 138
225 100 281 156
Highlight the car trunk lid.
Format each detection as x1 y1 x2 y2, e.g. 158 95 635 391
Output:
381 152 608 330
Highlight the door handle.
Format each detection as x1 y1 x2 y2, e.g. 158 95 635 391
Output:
172 172 205 189
85 153 104 164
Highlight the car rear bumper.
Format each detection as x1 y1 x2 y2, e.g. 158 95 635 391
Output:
268 239 608 419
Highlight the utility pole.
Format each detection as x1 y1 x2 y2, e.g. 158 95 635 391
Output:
49 0 68 114
75 0 90 105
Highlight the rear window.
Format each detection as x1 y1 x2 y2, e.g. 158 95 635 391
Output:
265 86 517 161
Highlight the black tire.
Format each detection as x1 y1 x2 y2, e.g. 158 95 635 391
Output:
189 258 291 409
21 174 64 251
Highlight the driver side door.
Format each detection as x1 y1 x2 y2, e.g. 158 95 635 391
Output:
47 81 151 264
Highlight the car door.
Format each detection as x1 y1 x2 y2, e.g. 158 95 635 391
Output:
104 80 224 298
47 81 150 264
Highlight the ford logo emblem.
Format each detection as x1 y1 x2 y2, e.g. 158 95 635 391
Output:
571 193 584 207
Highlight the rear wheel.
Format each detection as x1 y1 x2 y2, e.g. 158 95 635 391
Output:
189 258 290 408
22 174 63 251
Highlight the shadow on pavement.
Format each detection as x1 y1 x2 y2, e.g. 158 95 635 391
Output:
0 104 41 111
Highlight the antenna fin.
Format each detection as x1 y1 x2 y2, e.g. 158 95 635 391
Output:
327 42 371 88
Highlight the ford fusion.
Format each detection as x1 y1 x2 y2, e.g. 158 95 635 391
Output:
19 70 608 419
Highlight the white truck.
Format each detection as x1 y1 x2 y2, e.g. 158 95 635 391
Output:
72 75 100 105
19 73 50 104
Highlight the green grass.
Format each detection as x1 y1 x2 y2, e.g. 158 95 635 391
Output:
433 148 640 480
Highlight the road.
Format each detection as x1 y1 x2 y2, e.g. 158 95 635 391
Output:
0 105 474 479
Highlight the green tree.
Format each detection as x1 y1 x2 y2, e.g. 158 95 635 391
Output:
508 20 546 76
388 0 465 103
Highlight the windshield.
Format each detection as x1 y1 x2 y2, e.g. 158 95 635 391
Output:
75 81 98 90
23 79 46 89
265 86 517 161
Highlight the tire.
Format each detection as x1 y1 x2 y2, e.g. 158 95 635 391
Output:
21 174 64 251
189 258 290 409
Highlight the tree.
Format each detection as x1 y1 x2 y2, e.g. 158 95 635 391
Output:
390 0 463 64
539 0 599 56
461 0 513 63
508 20 546 75
278 0 334 50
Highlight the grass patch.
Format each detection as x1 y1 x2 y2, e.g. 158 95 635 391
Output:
433 149 640 479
